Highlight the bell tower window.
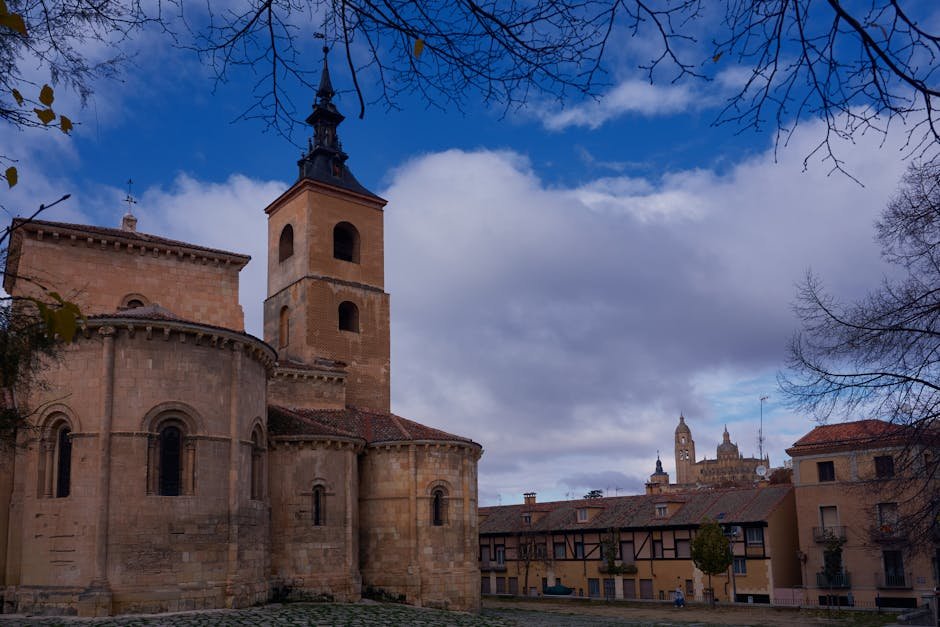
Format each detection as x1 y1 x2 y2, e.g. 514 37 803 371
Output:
278 224 294 262
338 301 359 333
333 222 360 263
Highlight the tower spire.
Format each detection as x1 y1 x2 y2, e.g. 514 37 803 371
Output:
296 44 380 199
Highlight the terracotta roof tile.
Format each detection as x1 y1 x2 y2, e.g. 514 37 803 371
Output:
267 405 479 446
479 486 793 535
787 419 907 455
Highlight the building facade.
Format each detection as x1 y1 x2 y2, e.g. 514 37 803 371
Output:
787 419 939 609
479 487 800 604
0 53 482 617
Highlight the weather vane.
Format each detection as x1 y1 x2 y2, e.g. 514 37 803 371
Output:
123 178 137 212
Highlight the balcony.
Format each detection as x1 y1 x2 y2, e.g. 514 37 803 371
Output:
816 571 851 588
876 572 910 589
480 560 506 572
812 526 847 543
871 524 906 543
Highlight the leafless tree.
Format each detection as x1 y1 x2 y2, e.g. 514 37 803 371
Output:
4 0 940 168
781 161 940 548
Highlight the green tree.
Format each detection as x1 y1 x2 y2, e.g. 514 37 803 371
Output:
583 489 603 499
691 520 732 606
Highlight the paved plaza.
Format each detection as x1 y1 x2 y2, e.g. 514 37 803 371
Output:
0 599 904 627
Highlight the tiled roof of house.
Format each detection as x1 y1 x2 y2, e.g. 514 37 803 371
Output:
786 419 908 455
268 405 480 447
479 485 793 535
10 218 250 263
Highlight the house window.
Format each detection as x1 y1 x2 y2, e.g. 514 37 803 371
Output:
333 222 360 263
553 542 566 559
875 455 895 478
588 578 600 598
883 550 905 586
576 508 588 522
820 505 839 529
574 542 585 559
676 539 691 559
620 541 635 563
745 527 764 545
817 461 835 482
534 543 547 560
278 224 294 262
878 502 898 528
655 504 668 517
652 540 664 558
313 485 326 526
522 513 532 525
431 488 447 526
278 305 289 348
338 301 359 332
733 557 747 575
158 425 183 496
495 545 505 565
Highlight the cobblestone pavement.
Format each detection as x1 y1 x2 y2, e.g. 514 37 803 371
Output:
0 600 901 627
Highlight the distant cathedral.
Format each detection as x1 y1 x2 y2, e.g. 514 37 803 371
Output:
646 415 769 494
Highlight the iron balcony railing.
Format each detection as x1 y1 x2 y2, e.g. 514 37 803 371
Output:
876 572 909 589
812 526 847 543
816 571 851 588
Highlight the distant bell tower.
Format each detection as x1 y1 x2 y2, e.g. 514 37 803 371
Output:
262 46 390 412
674 414 696 484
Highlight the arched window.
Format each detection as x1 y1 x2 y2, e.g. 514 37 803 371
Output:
338 301 359 333
120 293 149 310
278 224 294 262
432 488 447 526
55 425 72 498
333 222 360 263
39 414 75 499
313 485 326 526
158 425 183 496
250 426 264 500
278 306 290 348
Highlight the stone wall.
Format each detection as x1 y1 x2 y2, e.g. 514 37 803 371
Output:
9 229 246 330
268 440 362 601
359 443 481 612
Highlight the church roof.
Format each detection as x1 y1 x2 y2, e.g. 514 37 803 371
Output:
479 485 793 534
268 405 480 447
9 218 250 263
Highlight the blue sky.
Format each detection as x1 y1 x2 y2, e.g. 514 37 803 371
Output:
4 11 924 505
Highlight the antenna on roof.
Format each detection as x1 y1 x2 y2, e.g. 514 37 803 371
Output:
759 395 769 461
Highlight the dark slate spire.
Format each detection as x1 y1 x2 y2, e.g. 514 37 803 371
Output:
297 46 379 199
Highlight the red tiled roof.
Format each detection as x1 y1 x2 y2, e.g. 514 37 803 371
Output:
479 486 793 535
11 218 250 263
268 405 479 446
787 419 907 455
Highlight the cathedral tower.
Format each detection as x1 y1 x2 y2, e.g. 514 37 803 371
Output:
263 48 390 412
674 414 696 484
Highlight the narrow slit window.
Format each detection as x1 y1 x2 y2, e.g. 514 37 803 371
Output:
313 486 326 526
55 425 72 498
278 224 294 262
159 426 183 496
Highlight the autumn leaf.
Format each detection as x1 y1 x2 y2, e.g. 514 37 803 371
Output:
59 115 73 133
712 52 723 63
27 293 84 343
414 38 425 58
39 84 54 106
11 89 23 106
0 12 26 36
4 166 17 188
34 107 55 125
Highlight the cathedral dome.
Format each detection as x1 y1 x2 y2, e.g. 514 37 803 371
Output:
717 426 739 458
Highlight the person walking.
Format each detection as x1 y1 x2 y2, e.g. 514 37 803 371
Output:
674 587 685 608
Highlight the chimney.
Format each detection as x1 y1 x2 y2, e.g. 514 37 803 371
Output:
523 492 536 505
121 212 138 232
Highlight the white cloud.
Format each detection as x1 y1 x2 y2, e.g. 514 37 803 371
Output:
539 80 705 130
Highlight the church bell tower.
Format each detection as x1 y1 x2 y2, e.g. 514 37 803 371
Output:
262 47 390 412
674 414 696 484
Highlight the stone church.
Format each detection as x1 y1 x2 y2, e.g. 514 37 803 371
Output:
0 54 482 617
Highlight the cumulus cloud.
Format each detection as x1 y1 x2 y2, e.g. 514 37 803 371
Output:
383 120 907 505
